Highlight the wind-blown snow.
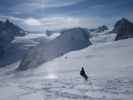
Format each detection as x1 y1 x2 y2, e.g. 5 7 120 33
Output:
0 38 133 100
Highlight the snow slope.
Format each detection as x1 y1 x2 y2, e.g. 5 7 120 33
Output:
0 38 133 100
90 27 117 44
0 31 61 67
18 28 91 70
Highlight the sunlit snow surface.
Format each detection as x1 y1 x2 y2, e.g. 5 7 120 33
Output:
90 27 116 44
0 38 133 100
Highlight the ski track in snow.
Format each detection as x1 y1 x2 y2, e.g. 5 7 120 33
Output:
0 38 133 100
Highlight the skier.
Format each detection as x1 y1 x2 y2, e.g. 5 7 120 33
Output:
80 67 88 81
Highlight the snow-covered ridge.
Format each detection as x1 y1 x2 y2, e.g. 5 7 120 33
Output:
89 26 116 44
0 38 133 100
18 28 91 70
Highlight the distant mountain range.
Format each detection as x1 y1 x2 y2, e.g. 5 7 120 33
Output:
88 25 108 33
87 18 133 41
18 17 133 70
45 18 133 41
0 17 133 70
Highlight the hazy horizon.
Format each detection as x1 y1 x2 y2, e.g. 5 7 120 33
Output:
0 0 133 32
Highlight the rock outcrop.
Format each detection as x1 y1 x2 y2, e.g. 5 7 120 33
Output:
112 18 133 40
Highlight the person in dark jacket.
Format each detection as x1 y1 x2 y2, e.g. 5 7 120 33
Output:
80 67 88 80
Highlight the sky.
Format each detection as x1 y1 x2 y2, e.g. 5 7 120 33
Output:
0 0 133 32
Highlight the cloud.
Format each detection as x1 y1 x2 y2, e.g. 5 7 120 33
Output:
0 0 132 32
10 0 83 16
24 18 42 26
0 16 97 31
41 17 97 29
0 15 117 32
27 0 83 8
42 0 83 8
20 16 98 31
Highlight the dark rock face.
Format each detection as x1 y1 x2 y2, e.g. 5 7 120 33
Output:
0 19 25 56
95 25 108 33
18 28 91 70
113 18 133 40
88 25 108 33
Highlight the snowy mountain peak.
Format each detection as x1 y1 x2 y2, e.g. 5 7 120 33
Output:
0 19 25 57
18 28 91 70
95 25 108 33
61 27 90 42
112 18 133 40
114 18 132 29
